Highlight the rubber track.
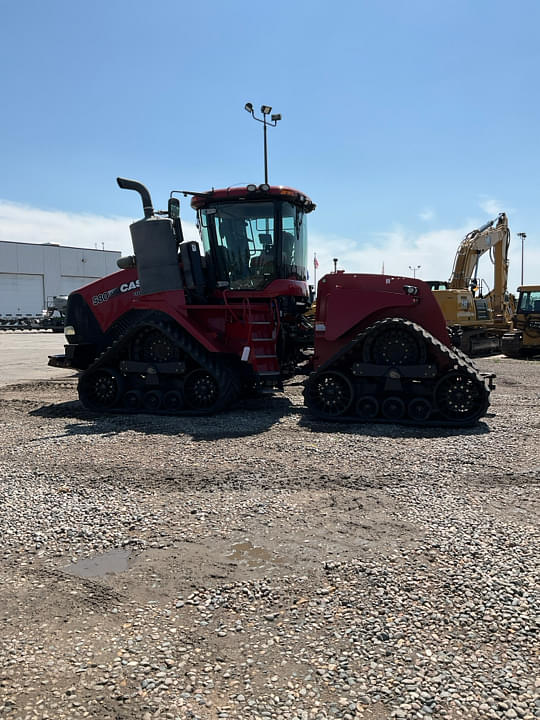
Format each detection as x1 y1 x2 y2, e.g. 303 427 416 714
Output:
78 315 240 416
304 318 492 427
451 346 482 372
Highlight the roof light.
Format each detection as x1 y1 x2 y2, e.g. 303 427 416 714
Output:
246 184 257 192
259 183 270 192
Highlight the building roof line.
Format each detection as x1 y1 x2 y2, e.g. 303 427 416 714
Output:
0 240 120 253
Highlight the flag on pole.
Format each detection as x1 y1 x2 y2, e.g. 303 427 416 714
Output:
314 253 319 269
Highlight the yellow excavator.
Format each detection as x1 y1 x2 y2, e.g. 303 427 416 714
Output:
501 285 540 357
428 213 514 355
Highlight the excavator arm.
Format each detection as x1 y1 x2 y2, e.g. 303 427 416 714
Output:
449 213 510 316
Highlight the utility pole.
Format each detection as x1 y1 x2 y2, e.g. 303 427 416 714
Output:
517 233 526 286
244 103 282 184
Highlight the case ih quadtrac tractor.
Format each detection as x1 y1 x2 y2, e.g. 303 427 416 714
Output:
49 178 494 426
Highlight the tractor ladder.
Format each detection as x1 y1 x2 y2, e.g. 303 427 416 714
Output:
240 298 281 379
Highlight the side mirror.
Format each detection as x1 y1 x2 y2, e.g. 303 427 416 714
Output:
168 197 180 219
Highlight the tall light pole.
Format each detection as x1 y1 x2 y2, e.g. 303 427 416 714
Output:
409 264 421 279
244 103 281 184
517 233 526 286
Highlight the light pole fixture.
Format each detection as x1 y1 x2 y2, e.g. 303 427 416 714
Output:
333 258 338 273
517 232 526 286
244 102 281 184
408 264 421 279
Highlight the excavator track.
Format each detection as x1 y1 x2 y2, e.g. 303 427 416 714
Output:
77 315 241 416
304 318 493 427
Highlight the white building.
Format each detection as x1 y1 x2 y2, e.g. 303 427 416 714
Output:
0 241 121 316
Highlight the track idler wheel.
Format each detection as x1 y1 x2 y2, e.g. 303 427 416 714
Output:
79 368 123 411
355 395 379 420
381 396 406 421
305 371 354 417
435 371 487 423
184 369 221 411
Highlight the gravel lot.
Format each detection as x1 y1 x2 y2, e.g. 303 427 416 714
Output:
0 342 538 720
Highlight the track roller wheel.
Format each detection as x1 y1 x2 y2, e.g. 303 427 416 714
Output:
407 397 432 421
184 369 220 411
123 389 142 410
435 371 487 422
78 368 123 411
163 390 184 412
305 371 354 417
381 396 406 421
363 322 427 365
142 390 163 411
355 395 379 420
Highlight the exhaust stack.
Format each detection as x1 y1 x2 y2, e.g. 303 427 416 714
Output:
117 177 154 219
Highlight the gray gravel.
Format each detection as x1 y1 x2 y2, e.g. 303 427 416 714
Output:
0 354 538 719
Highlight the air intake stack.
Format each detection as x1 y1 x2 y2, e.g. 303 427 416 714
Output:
117 177 183 295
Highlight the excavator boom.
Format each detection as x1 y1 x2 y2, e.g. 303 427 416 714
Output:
430 213 513 355
449 213 510 316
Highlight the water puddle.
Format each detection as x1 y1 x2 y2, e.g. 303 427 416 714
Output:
62 548 132 578
227 540 282 568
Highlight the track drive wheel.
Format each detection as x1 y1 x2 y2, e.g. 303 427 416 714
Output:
78 368 123 411
132 328 180 363
435 371 488 423
305 371 354 417
363 321 427 365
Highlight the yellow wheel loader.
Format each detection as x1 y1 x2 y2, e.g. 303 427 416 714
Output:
501 285 540 357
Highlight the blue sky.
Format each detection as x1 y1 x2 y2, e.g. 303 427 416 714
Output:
1 0 539 290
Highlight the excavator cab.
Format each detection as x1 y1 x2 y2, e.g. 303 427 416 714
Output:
193 186 311 291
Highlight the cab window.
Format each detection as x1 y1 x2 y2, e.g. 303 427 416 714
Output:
519 290 540 313
281 202 307 280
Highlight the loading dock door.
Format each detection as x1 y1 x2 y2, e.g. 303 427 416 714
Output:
0 273 44 315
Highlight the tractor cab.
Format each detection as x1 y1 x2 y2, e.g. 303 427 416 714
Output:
191 185 315 292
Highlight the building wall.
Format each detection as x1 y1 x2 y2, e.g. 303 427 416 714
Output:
0 242 121 315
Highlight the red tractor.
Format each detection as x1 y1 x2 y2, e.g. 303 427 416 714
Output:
49 178 493 425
